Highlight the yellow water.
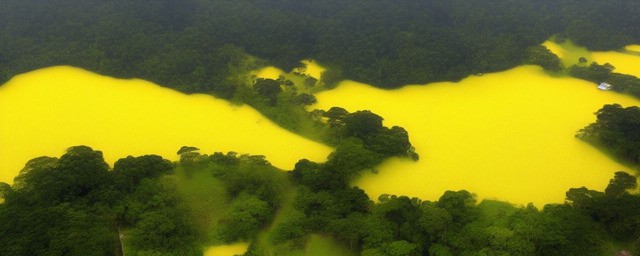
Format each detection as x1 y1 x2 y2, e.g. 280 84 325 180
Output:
0 66 333 183
256 60 325 81
298 60 326 79
625 45 640 53
255 66 285 80
543 40 640 77
542 40 592 68
313 65 639 206
592 51 640 77
204 242 248 256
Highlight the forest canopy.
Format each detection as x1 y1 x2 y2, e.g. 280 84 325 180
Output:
1 0 639 95
2 1 640 255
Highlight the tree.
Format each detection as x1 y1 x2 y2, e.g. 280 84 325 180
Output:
176 146 199 155
344 110 384 139
324 139 382 181
436 191 478 228
114 155 173 190
253 78 282 104
605 171 637 197
570 62 615 83
524 45 562 71
379 240 419 256
419 202 453 242
365 126 413 157
295 92 317 105
320 67 343 88
565 187 603 209
324 107 349 128
304 76 318 88
0 182 10 201
270 210 307 243
579 57 588 64
54 146 111 202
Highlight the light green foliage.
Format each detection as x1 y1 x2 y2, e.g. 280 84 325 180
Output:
270 210 308 243
363 241 419 256
217 194 272 242
419 202 453 241
176 151 288 245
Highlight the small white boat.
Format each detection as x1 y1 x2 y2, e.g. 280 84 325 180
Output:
597 82 613 91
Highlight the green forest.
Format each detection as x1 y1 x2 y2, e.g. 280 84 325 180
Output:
1 0 640 255
1 0 640 94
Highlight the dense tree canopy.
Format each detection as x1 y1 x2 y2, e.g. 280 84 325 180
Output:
2 1 640 255
0 147 199 255
1 0 639 93
577 104 640 164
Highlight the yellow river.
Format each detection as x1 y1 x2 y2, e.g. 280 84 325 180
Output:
543 40 640 77
313 64 639 206
0 66 332 184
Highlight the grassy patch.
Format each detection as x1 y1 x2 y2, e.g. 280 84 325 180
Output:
170 166 230 243
477 199 519 227
306 234 357 256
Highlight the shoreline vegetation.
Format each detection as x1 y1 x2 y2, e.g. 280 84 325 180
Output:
1 145 638 255
2 0 640 255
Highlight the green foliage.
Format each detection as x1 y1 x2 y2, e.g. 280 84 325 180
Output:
0 147 201 255
123 179 200 255
324 140 382 181
565 173 640 243
569 62 640 98
318 108 417 158
320 68 344 88
524 45 562 71
304 77 318 88
295 93 317 105
0 147 120 255
270 210 308 243
217 194 272 242
577 104 640 164
365 126 415 158
0 182 10 201
177 151 288 244
114 155 173 191
3 0 638 94
9 146 113 206
605 171 638 197
343 110 384 139
569 62 615 83
436 190 479 228
0 203 119 256
253 78 282 105
606 73 640 98
511 204 608 256
5 149 639 256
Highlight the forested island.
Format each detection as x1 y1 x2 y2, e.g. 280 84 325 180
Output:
1 0 640 255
